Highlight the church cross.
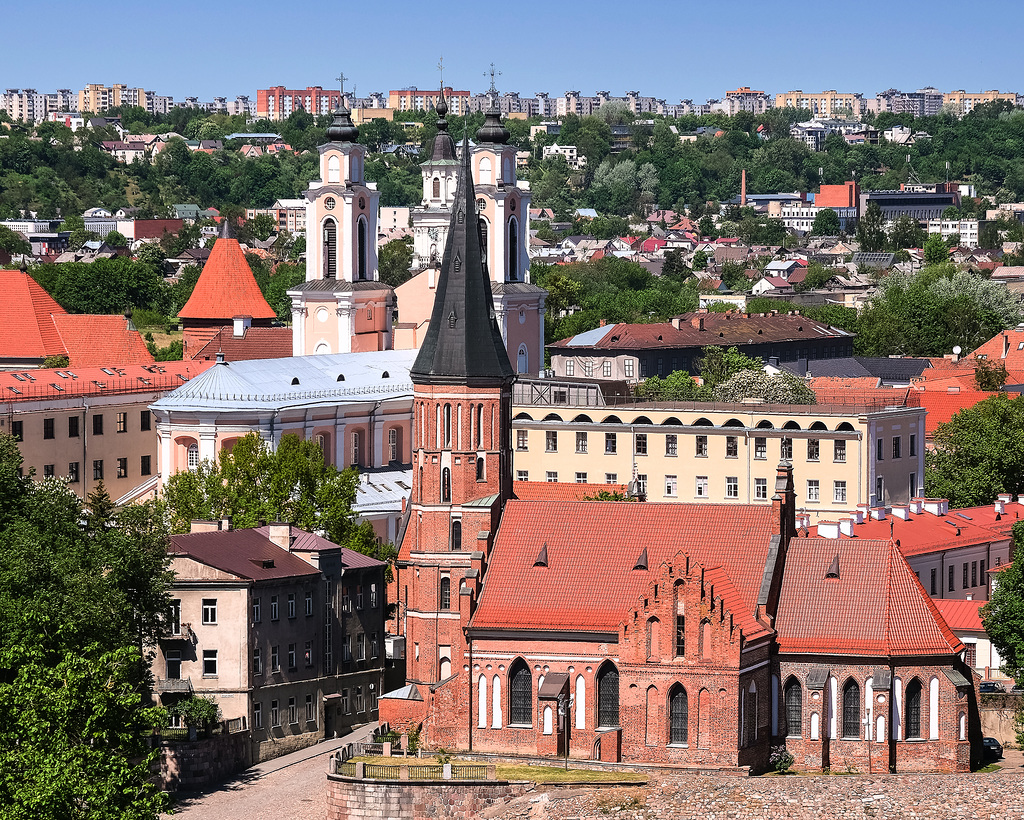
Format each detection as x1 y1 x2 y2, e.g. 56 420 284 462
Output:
437 56 444 89
335 72 348 96
484 63 501 94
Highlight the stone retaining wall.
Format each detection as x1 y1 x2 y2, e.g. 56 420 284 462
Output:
326 774 532 820
159 731 252 791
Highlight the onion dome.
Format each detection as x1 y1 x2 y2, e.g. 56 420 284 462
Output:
326 101 359 143
475 96 510 145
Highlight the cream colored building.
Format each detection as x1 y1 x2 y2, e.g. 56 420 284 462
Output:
942 90 1017 116
510 382 925 521
774 90 866 118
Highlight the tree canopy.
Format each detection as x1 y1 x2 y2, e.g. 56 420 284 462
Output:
981 520 1024 687
925 394 1024 507
0 435 172 819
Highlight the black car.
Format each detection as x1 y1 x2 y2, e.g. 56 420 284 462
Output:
983 737 1003 759
980 681 1006 693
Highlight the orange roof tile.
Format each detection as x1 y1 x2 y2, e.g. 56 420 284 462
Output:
810 376 882 392
512 481 628 501
178 238 276 321
906 389 1013 435
0 360 212 402
471 501 777 635
51 314 154 367
190 326 293 362
776 537 963 657
0 269 68 361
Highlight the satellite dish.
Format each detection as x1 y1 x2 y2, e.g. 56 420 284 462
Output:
953 345 962 355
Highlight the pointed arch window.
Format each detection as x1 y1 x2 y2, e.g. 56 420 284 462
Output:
357 218 368 280
905 679 923 739
509 659 532 726
597 662 619 728
432 177 441 198
443 404 452 447
439 576 451 610
669 685 688 744
784 678 802 737
327 155 340 183
450 519 462 551
441 467 451 503
842 679 860 739
323 218 337 279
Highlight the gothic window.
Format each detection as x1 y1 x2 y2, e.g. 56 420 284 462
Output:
597 662 619 728
476 405 484 448
509 659 532 725
842 679 860 739
669 685 688 744
441 467 451 503
476 455 485 481
479 157 492 185
784 678 802 737
450 519 462 551
905 678 923 739
439 576 450 610
328 155 340 183
432 177 441 198
675 615 685 657
357 218 368 280
508 217 519 281
443 404 452 447
323 218 337 279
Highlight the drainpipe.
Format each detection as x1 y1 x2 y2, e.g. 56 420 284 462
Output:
82 398 89 497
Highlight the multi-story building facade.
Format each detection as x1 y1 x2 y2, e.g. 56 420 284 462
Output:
158 521 387 762
925 219 980 247
722 87 772 115
0 362 209 504
943 90 1017 116
775 90 866 119
870 88 944 118
388 87 470 115
509 384 925 516
1 88 46 123
257 86 343 121
245 198 307 235
77 84 155 114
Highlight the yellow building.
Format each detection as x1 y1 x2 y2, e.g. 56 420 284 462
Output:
774 90 865 118
510 383 924 521
78 83 152 114
942 90 1017 116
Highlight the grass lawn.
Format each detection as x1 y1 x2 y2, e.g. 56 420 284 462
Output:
350 756 645 784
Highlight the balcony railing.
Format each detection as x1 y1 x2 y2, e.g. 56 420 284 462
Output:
156 677 193 694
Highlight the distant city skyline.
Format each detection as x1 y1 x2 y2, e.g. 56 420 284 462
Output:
5 0 1022 104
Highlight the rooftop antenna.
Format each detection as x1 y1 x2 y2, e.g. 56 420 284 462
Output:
906 152 922 187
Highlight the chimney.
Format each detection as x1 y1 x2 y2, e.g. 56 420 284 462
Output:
768 356 780 368
190 519 220 533
891 504 911 520
998 493 1012 504
220 517 232 531
671 316 682 330
741 168 747 207
870 506 886 520
838 517 855 537
233 315 252 338
599 319 606 327
1017 494 1024 505
923 498 945 516
817 521 840 539
267 522 292 550
856 504 869 524
909 497 924 515
994 499 1006 515
772 460 796 544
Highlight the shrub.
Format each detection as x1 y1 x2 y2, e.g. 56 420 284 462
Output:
769 745 795 774
167 695 221 730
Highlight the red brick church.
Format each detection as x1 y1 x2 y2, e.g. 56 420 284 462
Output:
379 136 981 773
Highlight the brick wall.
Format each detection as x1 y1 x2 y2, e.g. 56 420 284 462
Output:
326 775 531 820
158 731 251 790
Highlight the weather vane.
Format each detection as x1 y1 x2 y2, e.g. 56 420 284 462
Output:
484 63 501 94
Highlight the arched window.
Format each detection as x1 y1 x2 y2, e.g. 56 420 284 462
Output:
439 576 450 610
842 679 860 739
491 675 502 728
357 218 368 280
441 467 451 503
450 519 462 551
746 681 758 745
597 662 619 728
929 676 940 739
784 678 802 737
700 619 713 659
478 675 487 728
323 218 337 279
669 684 688 745
388 427 399 463
543 705 553 735
475 455 484 481
574 674 586 730
509 659 532 726
439 656 451 679
647 617 660 660
351 431 361 466
476 404 484 448
328 155 340 183
479 156 492 185
508 217 519 281
443 404 452 447
187 442 199 472
517 345 528 374
905 679 923 739
432 177 441 198
478 218 489 274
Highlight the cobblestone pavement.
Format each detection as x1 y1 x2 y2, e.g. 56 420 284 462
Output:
163 724 375 820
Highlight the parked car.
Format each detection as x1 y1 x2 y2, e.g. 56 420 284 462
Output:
980 681 1006 693
983 737 1003 759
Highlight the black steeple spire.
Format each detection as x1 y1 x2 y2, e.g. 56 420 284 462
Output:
410 132 514 386
326 72 359 143
429 83 457 162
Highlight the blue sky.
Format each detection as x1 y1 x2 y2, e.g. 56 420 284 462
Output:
4 0 1022 104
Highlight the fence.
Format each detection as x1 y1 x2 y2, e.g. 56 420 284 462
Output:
329 758 496 782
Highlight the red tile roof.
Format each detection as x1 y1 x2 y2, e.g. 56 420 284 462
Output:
0 269 68 360
776 537 963 657
51 314 154 367
169 527 322 582
253 524 385 569
512 481 628 501
906 388 1013 435
933 599 984 632
178 237 277 321
190 326 294 362
0 361 212 403
471 501 777 635
810 376 882 392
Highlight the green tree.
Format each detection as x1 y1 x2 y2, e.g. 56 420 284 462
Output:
378 236 413 287
41 354 70 369
104 230 129 247
245 213 277 241
981 520 1024 686
923 232 949 265
974 357 1009 391
713 369 816 404
162 432 394 573
794 262 833 292
925 394 1024 507
0 225 31 257
0 434 172 819
695 345 764 387
634 370 711 401
856 201 888 252
811 208 841 236
691 249 708 271
889 214 926 250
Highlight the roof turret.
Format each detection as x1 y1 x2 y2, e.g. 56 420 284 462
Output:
429 84 457 162
410 133 514 386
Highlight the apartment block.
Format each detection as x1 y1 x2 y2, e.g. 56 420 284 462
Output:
388 87 469 115
943 90 1017 116
257 86 343 121
775 90 866 118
